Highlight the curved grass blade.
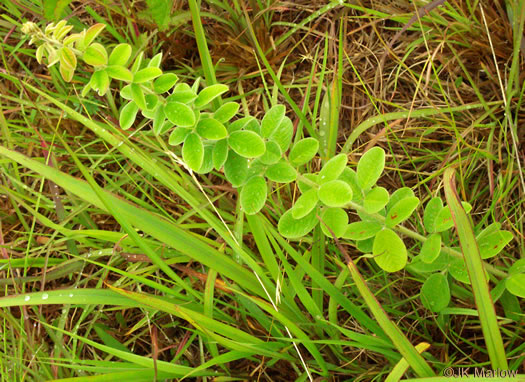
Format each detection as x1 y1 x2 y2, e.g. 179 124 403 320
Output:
443 168 508 370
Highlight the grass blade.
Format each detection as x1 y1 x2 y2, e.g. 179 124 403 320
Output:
443 167 508 370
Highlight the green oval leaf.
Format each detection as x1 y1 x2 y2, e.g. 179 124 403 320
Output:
165 101 196 127
196 145 214 174
182 133 204 172
289 137 319 167
505 273 525 298
278 208 318 239
106 65 133 82
265 161 297 183
152 106 166 135
108 43 132 66
319 153 348 184
478 230 513 259
343 221 383 241
119 101 139 130
509 259 525 275
83 42 107 66
357 147 385 190
423 197 443 233
420 233 442 264
318 180 353 208
259 140 282 165
420 273 450 312
373 228 407 272
214 102 239 123
196 118 228 140
448 256 471 284
240 176 267 215
363 186 389 214
261 105 286 138
291 189 319 219
134 67 163 84
228 131 266 158
167 83 197 104
212 139 228 170
386 196 419 228
82 24 106 49
320 207 348 238
194 84 229 108
339 168 363 202
387 187 415 212
153 73 179 94
59 46 76 70
224 151 248 187
130 51 144 73
268 116 293 152
91 69 110 96
168 127 191 146
130 83 146 110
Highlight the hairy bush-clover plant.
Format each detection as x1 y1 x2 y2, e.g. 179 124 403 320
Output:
15 20 524 377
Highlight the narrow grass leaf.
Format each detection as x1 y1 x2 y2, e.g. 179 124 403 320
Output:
444 168 508 370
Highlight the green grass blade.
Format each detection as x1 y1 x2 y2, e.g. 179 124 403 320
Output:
443 168 508 370
0 289 139 308
0 145 264 296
